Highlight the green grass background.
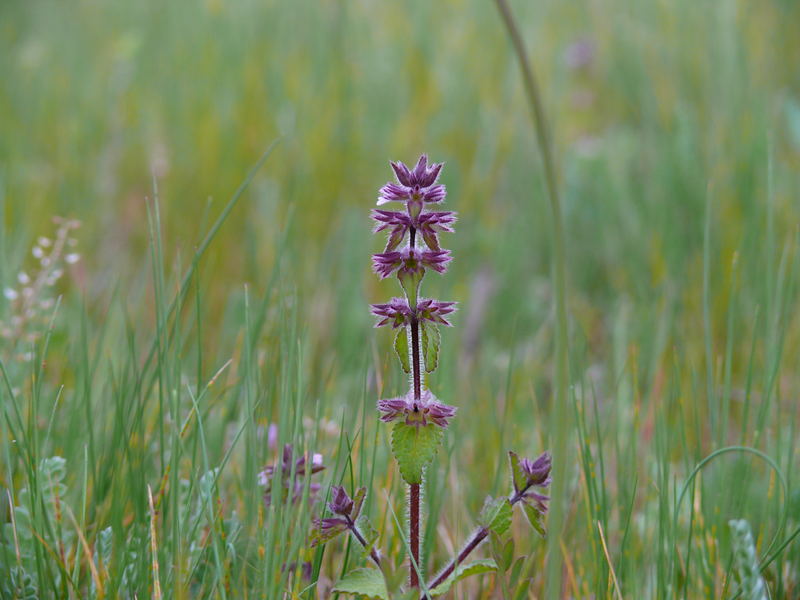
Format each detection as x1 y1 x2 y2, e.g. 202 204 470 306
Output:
1 0 799 597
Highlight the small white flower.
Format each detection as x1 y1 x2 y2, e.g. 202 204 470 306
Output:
65 253 80 264
32 246 44 258
17 271 30 284
4 287 18 300
38 236 52 247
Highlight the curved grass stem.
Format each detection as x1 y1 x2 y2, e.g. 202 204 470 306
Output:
492 2 570 598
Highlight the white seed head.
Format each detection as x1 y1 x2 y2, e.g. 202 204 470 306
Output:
38 236 52 247
17 271 30 284
65 253 80 264
32 246 44 258
4 287 18 300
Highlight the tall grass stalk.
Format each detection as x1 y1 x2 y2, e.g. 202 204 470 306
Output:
492 1 571 597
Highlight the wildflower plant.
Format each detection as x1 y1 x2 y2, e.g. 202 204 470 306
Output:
311 155 553 598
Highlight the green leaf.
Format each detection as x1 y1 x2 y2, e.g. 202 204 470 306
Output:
420 321 441 373
391 422 444 484
351 487 367 520
508 451 527 494
479 496 513 537
332 568 389 600
508 555 527 586
521 502 546 537
354 514 379 559
394 327 411 373
309 519 348 547
429 559 498 596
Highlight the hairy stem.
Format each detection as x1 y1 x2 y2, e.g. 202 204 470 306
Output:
409 482 421 588
410 318 422 401
345 516 382 567
427 489 529 590
493 2 570 598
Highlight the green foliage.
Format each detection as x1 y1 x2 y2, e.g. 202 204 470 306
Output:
521 503 546 538
508 451 528 493
420 321 441 373
394 328 411 374
479 496 513 537
390 422 444 485
428 559 498 596
332 568 389 600
354 514 379 561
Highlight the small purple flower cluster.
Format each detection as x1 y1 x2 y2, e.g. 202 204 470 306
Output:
258 444 325 507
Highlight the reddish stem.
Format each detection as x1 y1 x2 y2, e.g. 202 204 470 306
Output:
410 482 421 588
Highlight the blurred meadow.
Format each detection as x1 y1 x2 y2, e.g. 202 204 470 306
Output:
2 0 800 597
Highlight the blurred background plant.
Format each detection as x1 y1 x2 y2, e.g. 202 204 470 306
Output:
1 0 799 597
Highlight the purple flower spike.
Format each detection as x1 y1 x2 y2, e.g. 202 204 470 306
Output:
377 390 457 429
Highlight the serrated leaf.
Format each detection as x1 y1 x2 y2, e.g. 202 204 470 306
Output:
479 496 513 537
391 422 444 484
508 451 527 494
522 503 546 537
354 514 379 559
332 568 389 599
429 559 498 596
394 328 411 373
420 321 441 373
351 487 367 520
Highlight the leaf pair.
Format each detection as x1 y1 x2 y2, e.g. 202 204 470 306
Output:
393 322 440 374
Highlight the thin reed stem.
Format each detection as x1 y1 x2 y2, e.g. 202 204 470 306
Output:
492 2 570 598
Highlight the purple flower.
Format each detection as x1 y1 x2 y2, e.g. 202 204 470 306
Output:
371 210 412 252
509 451 551 516
259 444 325 507
377 155 446 206
370 297 456 328
416 298 457 327
416 211 457 251
377 390 457 428
520 452 552 487
371 209 457 252
372 247 452 280
371 297 413 328
328 485 355 516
